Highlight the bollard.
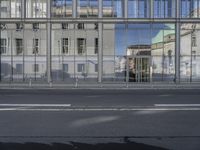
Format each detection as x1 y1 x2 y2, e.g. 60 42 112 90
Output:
29 78 32 87
49 80 52 88
75 77 78 88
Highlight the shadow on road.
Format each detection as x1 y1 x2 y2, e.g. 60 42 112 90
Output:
0 140 168 150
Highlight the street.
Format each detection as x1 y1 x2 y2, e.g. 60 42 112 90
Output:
0 89 200 150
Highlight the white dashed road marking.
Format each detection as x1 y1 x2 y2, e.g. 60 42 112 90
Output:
0 104 200 111
0 104 71 107
155 104 200 107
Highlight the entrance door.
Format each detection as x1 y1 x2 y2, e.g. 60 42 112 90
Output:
127 56 151 82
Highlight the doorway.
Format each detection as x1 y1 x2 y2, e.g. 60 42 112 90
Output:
127 56 151 82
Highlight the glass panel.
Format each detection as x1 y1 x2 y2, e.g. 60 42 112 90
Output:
51 0 72 17
26 0 47 18
180 23 200 82
51 23 98 83
0 23 11 82
103 0 124 18
103 23 175 83
181 0 200 18
78 0 98 17
152 24 175 82
154 0 176 18
0 0 22 18
128 0 150 18
24 23 47 82
75 24 98 83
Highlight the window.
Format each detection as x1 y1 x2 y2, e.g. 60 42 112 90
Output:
95 64 98 72
33 23 39 31
26 0 47 18
103 0 124 17
52 0 72 17
62 38 69 54
192 33 197 47
168 50 173 66
33 39 39 54
77 23 85 29
16 64 23 74
77 38 86 54
128 0 150 18
63 64 68 72
192 50 197 60
0 39 7 54
95 38 98 54
94 23 98 30
62 23 68 29
16 39 23 55
78 64 85 72
33 64 39 72
154 0 175 18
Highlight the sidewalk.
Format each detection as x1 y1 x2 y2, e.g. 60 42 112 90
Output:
0 82 200 89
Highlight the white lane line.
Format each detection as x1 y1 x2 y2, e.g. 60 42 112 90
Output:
0 104 71 107
0 108 200 111
155 104 200 107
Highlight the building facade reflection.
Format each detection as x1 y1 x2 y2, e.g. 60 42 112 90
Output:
1 0 200 84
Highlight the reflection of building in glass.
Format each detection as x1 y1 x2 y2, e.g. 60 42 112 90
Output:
0 23 115 81
180 23 200 81
127 45 151 56
151 26 176 80
1 0 200 84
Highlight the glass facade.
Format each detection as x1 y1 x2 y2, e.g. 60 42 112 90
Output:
1 0 200 85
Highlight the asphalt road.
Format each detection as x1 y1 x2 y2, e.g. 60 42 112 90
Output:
0 89 200 150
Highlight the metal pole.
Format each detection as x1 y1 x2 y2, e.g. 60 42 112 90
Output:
175 0 180 83
98 0 102 83
47 0 52 83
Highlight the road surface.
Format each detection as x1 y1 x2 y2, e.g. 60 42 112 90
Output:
0 89 200 150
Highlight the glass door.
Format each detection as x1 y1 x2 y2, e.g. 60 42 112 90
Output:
127 56 151 82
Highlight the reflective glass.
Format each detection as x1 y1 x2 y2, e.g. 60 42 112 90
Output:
0 23 47 82
128 0 150 18
103 0 124 18
78 0 98 17
180 23 200 82
181 0 200 18
154 0 176 18
102 23 175 83
0 0 22 18
26 0 47 18
51 24 98 83
51 0 72 17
